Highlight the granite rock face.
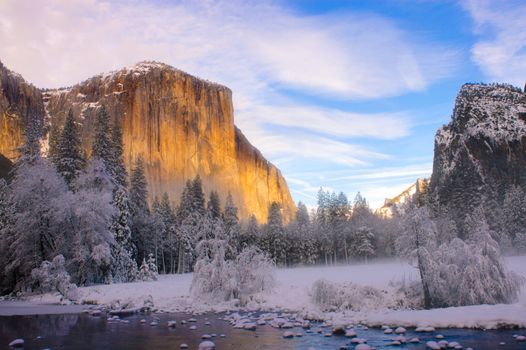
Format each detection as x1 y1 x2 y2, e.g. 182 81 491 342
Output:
429 83 526 228
0 61 45 161
0 61 295 222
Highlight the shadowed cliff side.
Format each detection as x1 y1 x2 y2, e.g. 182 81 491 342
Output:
0 61 45 161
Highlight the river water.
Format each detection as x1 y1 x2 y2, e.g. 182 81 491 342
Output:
0 312 524 349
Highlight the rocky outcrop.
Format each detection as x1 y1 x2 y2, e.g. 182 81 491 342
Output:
0 61 45 161
1 61 295 222
429 83 526 228
376 178 429 218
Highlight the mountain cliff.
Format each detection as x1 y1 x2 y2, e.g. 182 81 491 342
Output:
0 61 45 161
376 178 429 218
429 83 526 229
0 61 296 222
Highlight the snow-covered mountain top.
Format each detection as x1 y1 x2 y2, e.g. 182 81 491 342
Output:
93 60 230 91
436 83 526 146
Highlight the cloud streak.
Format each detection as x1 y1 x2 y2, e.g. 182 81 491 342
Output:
464 0 526 87
0 0 458 206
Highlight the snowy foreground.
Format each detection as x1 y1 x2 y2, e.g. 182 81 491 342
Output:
17 256 526 329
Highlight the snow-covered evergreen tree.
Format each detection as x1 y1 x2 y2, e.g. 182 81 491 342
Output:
109 117 128 188
0 179 13 292
502 185 526 252
158 192 177 273
261 202 287 265
47 122 61 161
17 115 43 165
207 191 221 219
240 215 259 250
110 186 138 283
137 252 158 281
192 176 206 211
129 155 151 262
223 193 240 254
91 106 113 167
352 226 375 261
147 252 158 276
54 110 85 187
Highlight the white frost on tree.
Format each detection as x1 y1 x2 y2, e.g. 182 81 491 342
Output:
191 220 275 305
137 253 158 282
30 255 78 300
397 204 523 309
73 160 116 285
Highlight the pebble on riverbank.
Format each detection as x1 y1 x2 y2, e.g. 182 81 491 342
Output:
8 339 24 348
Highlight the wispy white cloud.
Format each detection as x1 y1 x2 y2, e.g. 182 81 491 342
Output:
0 0 456 206
239 104 411 140
464 0 526 86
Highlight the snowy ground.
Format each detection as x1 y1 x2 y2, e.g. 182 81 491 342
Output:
17 256 526 329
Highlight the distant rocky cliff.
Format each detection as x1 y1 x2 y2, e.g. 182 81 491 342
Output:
429 83 526 229
0 61 45 161
0 61 296 222
376 178 429 218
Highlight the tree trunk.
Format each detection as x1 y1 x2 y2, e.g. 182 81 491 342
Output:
177 243 185 274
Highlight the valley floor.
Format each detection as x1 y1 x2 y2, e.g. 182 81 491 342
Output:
12 256 526 329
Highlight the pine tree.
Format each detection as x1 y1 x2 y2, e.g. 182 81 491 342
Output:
54 110 85 187
190 175 205 215
502 185 526 251
296 202 310 228
129 155 149 214
147 252 158 276
109 117 128 188
353 226 375 262
110 186 138 283
149 196 164 273
47 121 61 160
223 193 240 254
129 155 150 262
18 115 42 165
262 202 287 265
207 191 221 219
0 179 13 292
240 215 259 250
159 192 176 273
91 106 112 166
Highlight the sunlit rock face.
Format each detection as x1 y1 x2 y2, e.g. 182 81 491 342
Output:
41 62 295 222
429 83 526 231
0 61 45 161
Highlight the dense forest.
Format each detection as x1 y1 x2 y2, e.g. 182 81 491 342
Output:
0 106 524 309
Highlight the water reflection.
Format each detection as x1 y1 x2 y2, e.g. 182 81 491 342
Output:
0 312 297 349
0 312 525 349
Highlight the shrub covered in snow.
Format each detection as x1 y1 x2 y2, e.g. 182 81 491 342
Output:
191 239 275 305
30 255 78 300
232 246 275 302
137 253 158 281
310 279 385 312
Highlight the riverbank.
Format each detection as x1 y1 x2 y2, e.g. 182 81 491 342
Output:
7 256 526 329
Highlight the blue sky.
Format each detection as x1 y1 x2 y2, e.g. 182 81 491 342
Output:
1 0 525 208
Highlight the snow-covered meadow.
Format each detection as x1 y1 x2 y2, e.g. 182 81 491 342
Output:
23 256 526 329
